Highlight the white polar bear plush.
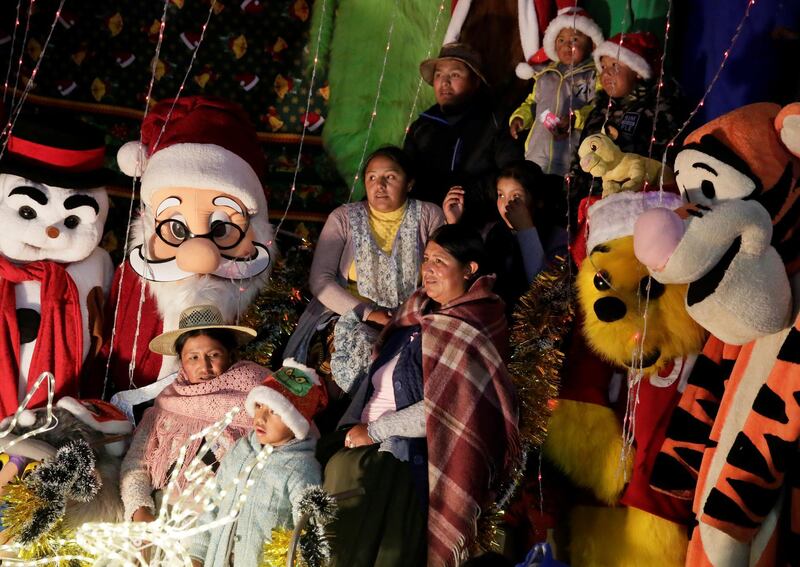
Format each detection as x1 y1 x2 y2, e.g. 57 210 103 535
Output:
0 114 113 418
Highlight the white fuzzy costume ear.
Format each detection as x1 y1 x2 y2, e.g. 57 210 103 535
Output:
776 103 800 158
117 141 147 178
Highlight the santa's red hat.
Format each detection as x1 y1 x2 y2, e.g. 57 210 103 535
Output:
244 359 328 441
116 96 267 214
593 31 660 80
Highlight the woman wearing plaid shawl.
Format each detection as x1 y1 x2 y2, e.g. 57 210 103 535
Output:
319 225 520 567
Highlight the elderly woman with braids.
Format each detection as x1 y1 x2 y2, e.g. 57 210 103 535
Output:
319 224 520 567
120 305 268 523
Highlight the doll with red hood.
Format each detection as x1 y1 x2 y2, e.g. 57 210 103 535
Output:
634 102 800 566
0 113 113 418
100 96 273 397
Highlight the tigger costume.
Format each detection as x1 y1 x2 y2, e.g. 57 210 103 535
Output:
634 102 800 566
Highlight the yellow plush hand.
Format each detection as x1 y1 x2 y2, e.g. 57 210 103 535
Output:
543 399 632 504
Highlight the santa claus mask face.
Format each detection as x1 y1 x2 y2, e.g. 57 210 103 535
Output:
129 186 271 282
0 174 108 263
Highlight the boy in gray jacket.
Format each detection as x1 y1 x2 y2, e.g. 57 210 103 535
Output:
510 7 603 176
188 360 328 567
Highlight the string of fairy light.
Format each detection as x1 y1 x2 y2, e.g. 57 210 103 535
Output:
126 0 219 389
102 0 172 397
346 0 400 203
1 0 23 107
3 0 31 113
402 0 448 140
271 0 329 240
0 0 66 160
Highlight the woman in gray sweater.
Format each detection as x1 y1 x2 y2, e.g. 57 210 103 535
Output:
283 146 444 378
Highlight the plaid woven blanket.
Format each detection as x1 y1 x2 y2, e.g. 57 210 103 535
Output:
382 275 520 566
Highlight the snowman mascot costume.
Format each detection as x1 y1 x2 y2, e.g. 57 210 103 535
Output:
0 114 113 418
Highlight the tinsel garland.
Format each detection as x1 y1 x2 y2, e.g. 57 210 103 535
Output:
0 440 99 547
475 256 575 553
0 480 91 566
240 244 313 368
260 487 337 567
262 528 305 567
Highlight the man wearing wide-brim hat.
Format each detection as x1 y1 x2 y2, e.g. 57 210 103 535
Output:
0 112 115 417
403 42 522 230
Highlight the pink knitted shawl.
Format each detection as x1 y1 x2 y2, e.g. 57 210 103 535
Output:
143 360 268 489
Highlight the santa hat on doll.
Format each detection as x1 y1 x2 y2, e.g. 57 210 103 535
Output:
593 31 660 80
517 6 603 79
116 96 267 217
572 190 682 266
245 359 328 441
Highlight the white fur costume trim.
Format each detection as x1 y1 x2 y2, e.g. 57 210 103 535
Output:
444 0 545 81
56 397 133 435
594 39 652 80
117 142 265 213
514 0 541 79
443 0 473 44
587 191 682 252
542 7 603 64
245 386 310 440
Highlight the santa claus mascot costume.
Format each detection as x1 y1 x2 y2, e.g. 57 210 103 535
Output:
0 114 113 418
101 96 273 400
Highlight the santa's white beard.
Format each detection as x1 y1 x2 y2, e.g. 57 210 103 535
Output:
129 211 273 331
148 273 265 330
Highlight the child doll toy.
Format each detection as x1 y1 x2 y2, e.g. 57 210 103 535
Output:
509 7 603 176
187 359 328 567
0 113 114 417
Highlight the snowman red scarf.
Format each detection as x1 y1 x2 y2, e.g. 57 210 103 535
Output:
0 256 83 417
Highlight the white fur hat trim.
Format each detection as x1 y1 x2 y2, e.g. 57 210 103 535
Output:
542 8 604 63
594 40 652 80
245 386 310 441
57 397 133 435
120 142 265 212
516 61 536 81
586 191 682 253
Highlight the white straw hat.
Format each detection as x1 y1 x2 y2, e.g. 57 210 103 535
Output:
148 304 257 355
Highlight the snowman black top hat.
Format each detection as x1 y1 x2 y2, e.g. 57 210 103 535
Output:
0 111 114 189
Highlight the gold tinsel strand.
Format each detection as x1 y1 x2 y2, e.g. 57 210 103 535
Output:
475 256 574 553
240 246 312 368
261 528 308 567
0 479 92 566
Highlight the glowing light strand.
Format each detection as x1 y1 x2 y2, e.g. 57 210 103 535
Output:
102 0 172 396
658 0 757 178
4 0 33 118
0 0 66 161
0 371 57 454
124 0 218 389
347 0 399 203
150 0 217 154
72 408 274 566
2 0 23 106
402 0 447 141
271 0 328 241
646 0 672 166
